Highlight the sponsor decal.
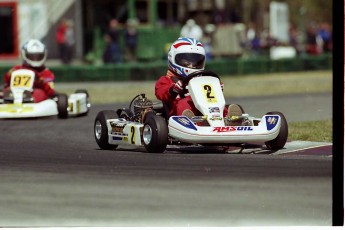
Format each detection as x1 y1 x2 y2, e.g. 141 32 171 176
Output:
212 126 254 132
172 116 197 130
209 107 220 113
110 122 126 133
112 136 123 141
210 113 222 120
265 115 279 131
111 132 127 136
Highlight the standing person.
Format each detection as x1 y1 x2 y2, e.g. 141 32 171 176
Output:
103 19 122 64
3 39 56 103
317 22 332 53
180 19 203 41
64 19 75 64
124 18 138 62
305 24 319 55
155 37 242 123
56 18 69 64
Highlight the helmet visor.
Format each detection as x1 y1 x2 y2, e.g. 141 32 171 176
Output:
26 53 45 61
175 53 205 69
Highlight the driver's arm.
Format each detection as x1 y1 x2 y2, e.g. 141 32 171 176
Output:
35 75 56 98
3 67 17 88
155 76 177 102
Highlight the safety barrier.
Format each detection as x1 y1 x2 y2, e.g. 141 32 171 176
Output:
0 54 331 82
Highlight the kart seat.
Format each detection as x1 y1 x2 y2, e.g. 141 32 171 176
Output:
152 101 170 121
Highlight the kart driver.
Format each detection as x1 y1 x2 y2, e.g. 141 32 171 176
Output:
3 39 56 103
155 37 243 124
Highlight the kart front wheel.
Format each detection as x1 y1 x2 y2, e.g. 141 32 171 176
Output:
94 110 118 150
265 111 288 150
143 115 168 153
57 93 68 119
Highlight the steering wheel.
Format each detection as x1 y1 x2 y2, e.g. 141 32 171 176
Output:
182 70 220 86
177 70 220 98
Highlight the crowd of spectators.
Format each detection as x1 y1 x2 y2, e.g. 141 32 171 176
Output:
100 17 332 64
102 18 139 64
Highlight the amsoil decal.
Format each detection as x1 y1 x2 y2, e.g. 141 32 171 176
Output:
265 115 279 131
213 126 253 132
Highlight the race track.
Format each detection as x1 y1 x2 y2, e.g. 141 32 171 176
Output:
0 92 332 227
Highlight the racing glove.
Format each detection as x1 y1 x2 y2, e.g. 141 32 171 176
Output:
169 80 184 96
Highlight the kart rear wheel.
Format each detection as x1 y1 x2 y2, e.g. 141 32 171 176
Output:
143 115 168 153
265 111 288 150
94 110 118 150
57 93 68 119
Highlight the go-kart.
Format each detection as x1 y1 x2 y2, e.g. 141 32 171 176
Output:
94 70 288 153
0 69 90 119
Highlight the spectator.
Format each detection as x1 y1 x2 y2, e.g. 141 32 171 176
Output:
56 18 69 64
202 24 216 60
317 22 332 53
124 18 138 62
244 22 261 57
64 20 75 64
289 24 300 54
103 19 122 64
305 24 320 55
180 19 203 41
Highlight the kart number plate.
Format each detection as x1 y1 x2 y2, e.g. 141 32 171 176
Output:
12 75 33 88
202 84 217 103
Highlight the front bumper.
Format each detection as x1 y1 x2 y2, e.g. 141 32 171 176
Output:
168 115 281 144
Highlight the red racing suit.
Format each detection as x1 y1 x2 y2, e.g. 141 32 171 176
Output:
3 64 56 103
155 70 228 117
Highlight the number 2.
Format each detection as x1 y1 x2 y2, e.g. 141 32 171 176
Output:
130 126 135 144
204 85 214 98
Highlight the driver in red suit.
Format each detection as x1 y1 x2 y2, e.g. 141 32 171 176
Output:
3 39 56 103
156 37 241 120
155 37 209 117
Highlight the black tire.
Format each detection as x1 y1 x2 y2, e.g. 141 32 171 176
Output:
142 115 168 153
57 93 68 119
265 111 288 150
75 89 90 115
94 110 118 150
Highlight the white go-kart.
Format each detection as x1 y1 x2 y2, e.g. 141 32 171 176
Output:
94 70 288 153
0 69 90 119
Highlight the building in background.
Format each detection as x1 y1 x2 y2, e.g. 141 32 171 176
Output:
0 0 332 62
0 0 82 60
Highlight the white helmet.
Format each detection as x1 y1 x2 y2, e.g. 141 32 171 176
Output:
168 37 206 78
21 39 47 67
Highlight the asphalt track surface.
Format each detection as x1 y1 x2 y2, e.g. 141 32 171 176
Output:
0 92 332 227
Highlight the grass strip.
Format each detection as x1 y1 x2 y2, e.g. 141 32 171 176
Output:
55 70 332 104
288 120 332 142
